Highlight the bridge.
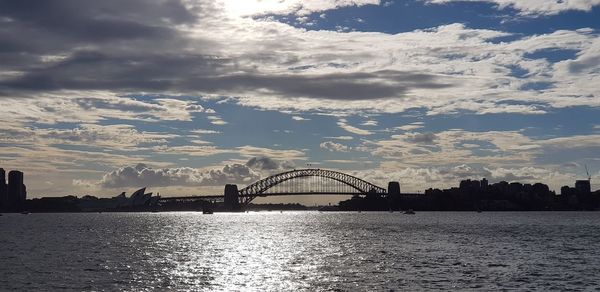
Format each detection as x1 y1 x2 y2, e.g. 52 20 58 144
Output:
159 168 400 209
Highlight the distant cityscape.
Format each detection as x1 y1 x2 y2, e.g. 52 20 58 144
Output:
1 167 598 213
337 177 598 212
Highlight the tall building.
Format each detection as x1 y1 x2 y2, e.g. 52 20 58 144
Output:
0 168 6 208
8 170 25 208
481 178 488 189
575 180 591 194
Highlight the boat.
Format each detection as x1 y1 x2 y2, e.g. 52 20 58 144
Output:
20 211 30 215
202 210 213 214
404 209 415 215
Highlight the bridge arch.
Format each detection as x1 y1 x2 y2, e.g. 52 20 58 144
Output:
238 168 386 204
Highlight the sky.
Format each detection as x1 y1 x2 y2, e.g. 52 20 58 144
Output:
0 0 599 203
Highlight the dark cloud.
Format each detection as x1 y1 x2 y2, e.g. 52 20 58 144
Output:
0 1 453 101
567 55 600 74
406 132 437 144
191 70 452 100
245 156 295 171
0 0 194 42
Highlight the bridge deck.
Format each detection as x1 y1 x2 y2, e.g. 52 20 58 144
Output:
158 192 368 202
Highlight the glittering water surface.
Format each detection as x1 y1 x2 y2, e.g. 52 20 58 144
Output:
1 212 600 291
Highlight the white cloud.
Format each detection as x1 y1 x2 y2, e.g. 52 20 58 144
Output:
236 146 306 160
207 116 228 125
98 156 297 189
190 129 221 134
425 0 600 15
395 123 425 131
320 141 351 152
337 119 373 135
361 120 378 126
292 116 311 121
0 123 176 150
100 162 261 188
323 136 354 140
221 0 380 16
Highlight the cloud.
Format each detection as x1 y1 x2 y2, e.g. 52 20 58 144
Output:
0 1 598 117
337 119 373 135
425 0 600 15
323 136 354 140
236 146 306 160
100 162 261 188
152 145 231 157
207 116 227 125
99 156 297 188
395 123 424 131
245 156 295 171
292 116 310 121
0 123 176 150
320 141 351 152
190 129 221 134
361 120 378 126
221 0 380 16
369 129 600 171
0 94 215 125
406 132 437 144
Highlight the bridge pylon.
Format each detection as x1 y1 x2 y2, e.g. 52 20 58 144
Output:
388 181 401 197
224 184 241 211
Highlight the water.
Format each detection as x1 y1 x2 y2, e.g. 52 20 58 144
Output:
1 212 600 291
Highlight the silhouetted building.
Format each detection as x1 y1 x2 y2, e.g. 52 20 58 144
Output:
8 170 26 209
0 168 6 208
575 180 591 194
481 178 488 189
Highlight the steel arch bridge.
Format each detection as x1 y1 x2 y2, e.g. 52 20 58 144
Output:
237 168 387 205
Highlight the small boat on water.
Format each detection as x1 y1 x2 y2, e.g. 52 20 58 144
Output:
202 209 213 214
404 209 415 215
20 211 30 215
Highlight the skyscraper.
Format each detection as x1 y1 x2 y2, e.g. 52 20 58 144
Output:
0 168 6 208
8 170 25 209
575 180 591 194
481 178 489 189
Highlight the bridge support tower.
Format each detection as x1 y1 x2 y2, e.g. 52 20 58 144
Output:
224 184 241 211
388 181 401 210
388 181 401 197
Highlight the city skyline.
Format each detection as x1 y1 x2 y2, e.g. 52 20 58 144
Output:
0 0 599 203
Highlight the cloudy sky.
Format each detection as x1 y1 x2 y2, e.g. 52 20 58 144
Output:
0 0 599 202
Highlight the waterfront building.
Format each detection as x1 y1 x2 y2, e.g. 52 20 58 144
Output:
0 168 6 208
7 170 26 208
575 180 591 194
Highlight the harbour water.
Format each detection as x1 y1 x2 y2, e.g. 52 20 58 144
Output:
1 212 599 291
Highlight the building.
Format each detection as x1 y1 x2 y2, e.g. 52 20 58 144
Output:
575 180 591 194
0 168 6 208
7 170 26 209
481 178 488 189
